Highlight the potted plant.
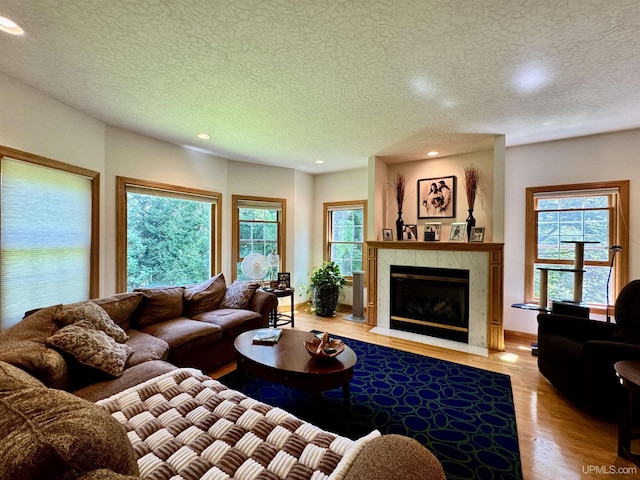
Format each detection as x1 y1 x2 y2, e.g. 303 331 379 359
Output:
305 261 347 317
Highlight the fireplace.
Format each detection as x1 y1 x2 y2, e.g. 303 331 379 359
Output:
390 265 469 343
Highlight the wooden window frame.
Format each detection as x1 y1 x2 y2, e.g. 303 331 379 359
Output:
525 180 629 314
232 195 286 281
323 200 367 284
116 177 221 292
0 145 100 299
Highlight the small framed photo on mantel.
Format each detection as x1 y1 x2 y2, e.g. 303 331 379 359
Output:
470 227 485 242
423 222 441 241
449 222 467 242
402 224 418 241
382 228 393 241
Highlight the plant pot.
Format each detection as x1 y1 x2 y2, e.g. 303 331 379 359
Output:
312 285 340 317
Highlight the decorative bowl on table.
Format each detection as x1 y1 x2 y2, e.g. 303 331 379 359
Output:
304 332 345 360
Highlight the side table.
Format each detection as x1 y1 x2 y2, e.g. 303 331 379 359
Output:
263 287 295 327
614 360 640 466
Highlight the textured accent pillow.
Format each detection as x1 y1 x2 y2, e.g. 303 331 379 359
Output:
220 280 259 309
54 302 129 343
183 273 226 316
132 286 185 328
45 321 133 378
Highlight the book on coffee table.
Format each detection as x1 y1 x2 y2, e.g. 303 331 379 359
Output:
252 328 282 345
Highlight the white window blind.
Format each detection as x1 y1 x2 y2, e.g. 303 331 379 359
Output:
1 157 92 329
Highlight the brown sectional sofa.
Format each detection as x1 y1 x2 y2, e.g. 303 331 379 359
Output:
0 273 447 480
0 273 277 401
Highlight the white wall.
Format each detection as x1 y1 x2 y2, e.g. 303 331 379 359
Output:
104 126 230 291
0 73 108 294
312 167 369 304
227 161 312 296
504 129 640 334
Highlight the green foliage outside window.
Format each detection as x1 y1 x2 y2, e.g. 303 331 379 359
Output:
534 194 611 305
329 208 364 276
127 193 211 290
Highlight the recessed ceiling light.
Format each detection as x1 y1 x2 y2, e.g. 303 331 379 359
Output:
315 160 324 164
0 16 24 35
196 133 211 140
427 151 439 157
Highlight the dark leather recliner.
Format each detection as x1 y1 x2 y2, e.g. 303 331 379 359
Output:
537 279 640 419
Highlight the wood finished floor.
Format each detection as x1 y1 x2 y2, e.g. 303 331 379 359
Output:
210 308 639 480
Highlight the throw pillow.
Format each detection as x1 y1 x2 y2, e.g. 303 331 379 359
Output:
220 280 259 309
132 286 185 328
54 302 129 343
183 273 226 316
45 321 133 378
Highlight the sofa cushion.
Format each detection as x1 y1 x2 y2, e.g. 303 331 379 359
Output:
54 301 129 343
0 305 71 389
141 317 222 350
133 286 185 328
193 308 262 336
0 363 139 479
124 329 170 367
45 321 133 378
72 360 178 402
183 273 226 316
220 280 259 309
92 292 144 330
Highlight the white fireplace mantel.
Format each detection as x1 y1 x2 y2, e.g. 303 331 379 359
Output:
365 241 504 352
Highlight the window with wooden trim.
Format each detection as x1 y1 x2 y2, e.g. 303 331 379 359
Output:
0 147 99 330
232 195 286 281
116 177 221 292
324 201 367 279
525 181 629 314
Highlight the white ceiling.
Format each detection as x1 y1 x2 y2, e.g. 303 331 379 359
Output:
1 1 639 174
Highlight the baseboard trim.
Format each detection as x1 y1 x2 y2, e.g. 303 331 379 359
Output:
504 329 537 342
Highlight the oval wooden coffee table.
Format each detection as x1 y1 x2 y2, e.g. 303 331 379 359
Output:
234 329 357 406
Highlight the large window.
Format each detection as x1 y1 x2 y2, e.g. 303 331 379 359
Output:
116 177 221 292
1 147 99 329
525 181 629 313
232 196 285 281
324 201 366 279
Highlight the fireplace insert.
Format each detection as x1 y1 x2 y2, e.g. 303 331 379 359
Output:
390 265 469 343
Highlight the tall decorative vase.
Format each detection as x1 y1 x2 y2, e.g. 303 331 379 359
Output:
396 212 404 241
466 209 476 241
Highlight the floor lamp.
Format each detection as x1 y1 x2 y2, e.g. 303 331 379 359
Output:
606 245 623 323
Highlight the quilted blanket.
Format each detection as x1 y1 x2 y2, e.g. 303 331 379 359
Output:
96 368 379 480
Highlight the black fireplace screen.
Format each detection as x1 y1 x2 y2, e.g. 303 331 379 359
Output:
390 265 469 343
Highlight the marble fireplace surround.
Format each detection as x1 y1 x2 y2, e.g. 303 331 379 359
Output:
365 241 504 355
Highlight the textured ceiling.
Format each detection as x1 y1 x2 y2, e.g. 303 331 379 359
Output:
1 1 639 173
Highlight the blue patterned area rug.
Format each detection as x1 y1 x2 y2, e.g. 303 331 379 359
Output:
221 334 522 480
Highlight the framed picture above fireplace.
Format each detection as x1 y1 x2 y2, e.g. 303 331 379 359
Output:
417 175 456 219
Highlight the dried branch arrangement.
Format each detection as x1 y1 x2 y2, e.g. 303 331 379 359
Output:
394 171 407 212
463 164 480 210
